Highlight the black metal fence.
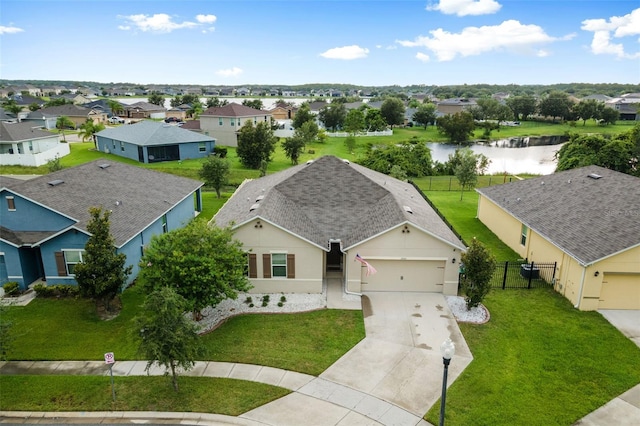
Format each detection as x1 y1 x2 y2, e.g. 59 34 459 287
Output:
489 261 557 289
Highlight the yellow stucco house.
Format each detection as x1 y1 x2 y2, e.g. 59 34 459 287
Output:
213 156 466 296
476 166 640 310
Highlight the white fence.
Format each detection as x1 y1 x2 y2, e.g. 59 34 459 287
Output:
325 130 393 138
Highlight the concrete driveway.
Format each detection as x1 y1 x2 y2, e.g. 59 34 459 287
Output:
321 292 472 417
598 310 640 348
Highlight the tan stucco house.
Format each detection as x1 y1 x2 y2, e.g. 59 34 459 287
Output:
476 166 640 310
213 156 466 296
199 103 272 147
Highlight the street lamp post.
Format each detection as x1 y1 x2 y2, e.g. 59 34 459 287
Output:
439 338 456 426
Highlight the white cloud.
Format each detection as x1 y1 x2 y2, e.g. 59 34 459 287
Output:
320 45 369 60
427 0 502 16
216 67 243 77
118 13 216 33
416 52 430 62
581 8 640 59
0 25 24 35
397 20 566 61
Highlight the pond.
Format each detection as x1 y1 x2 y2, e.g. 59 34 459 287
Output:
427 138 566 176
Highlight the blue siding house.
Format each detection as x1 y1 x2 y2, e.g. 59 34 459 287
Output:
0 160 204 290
95 120 216 163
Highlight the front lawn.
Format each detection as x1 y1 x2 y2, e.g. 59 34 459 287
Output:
425 288 640 425
0 376 289 415
3 285 365 376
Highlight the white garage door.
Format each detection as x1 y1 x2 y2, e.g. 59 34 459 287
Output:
361 260 445 292
599 273 640 310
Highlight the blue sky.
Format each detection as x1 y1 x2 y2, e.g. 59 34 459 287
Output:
1 0 638 86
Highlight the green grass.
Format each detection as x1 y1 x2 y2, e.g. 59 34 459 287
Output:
425 288 640 426
0 375 289 415
4 285 365 375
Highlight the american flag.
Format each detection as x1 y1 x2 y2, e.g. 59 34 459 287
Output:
355 253 377 276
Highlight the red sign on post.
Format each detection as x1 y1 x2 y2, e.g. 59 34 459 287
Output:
104 352 115 365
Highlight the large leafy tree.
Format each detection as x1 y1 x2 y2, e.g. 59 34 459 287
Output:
556 127 639 176
460 238 497 310
292 103 314 129
412 103 437 129
199 156 230 198
359 141 433 177
436 112 475 143
343 108 365 134
538 91 573 122
135 286 203 391
365 108 388 131
242 99 264 110
380 97 405 128
506 95 537 121
318 103 346 131
74 207 132 314
206 97 228 108
236 121 278 169
138 221 251 320
572 99 601 126
282 135 306 165
147 91 165 107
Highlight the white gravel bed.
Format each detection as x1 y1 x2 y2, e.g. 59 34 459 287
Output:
445 295 490 324
197 292 328 333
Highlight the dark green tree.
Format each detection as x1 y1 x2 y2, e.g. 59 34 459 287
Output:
436 112 475 143
460 238 496 310
359 141 433 177
318 103 346 131
139 221 251 320
452 147 488 200
380 97 405 128
74 207 132 314
572 99 600 126
28 102 40 112
282 135 306 164
147 92 165 106
292 103 314 129
236 121 278 169
344 109 365 134
598 106 620 125
412 103 437 129
242 99 264 110
135 286 203 391
365 108 388 131
506 95 537 121
199 156 230 198
206 97 228 108
538 91 573 122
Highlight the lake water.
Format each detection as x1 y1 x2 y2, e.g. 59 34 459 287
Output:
427 141 564 175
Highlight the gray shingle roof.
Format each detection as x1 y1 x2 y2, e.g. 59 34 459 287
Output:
214 156 465 251
1 160 203 247
0 121 54 142
96 120 215 146
476 166 640 265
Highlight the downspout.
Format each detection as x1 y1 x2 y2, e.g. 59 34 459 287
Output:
343 250 362 297
574 266 587 309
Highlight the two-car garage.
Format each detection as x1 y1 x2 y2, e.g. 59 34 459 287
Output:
360 259 446 292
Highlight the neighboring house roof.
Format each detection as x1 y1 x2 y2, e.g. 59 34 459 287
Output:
214 155 466 251
180 120 201 131
476 166 640 265
0 121 55 142
0 107 17 121
95 120 214 146
202 102 269 117
0 160 203 247
39 104 97 118
124 101 165 112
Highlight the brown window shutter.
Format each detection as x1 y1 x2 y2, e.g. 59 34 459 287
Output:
248 253 257 278
287 254 295 279
262 253 271 278
55 252 67 276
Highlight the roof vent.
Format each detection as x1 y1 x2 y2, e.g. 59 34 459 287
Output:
48 179 64 186
403 205 413 214
306 160 313 165
342 159 350 164
99 163 110 169
249 203 260 212
587 173 602 180
256 195 264 202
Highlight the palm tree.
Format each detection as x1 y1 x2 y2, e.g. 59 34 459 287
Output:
107 99 125 118
77 119 105 147
56 116 75 142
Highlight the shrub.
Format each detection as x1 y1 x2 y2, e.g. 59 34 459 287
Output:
280 295 286 303
460 238 497 310
244 296 253 305
33 284 79 298
261 295 270 307
277 302 283 307
3 282 19 297
213 146 228 158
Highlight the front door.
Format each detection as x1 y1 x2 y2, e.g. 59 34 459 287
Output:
327 242 343 271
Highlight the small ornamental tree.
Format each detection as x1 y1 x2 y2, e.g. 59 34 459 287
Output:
74 207 132 314
199 156 230 198
135 286 203 391
138 220 251 320
460 238 497 310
